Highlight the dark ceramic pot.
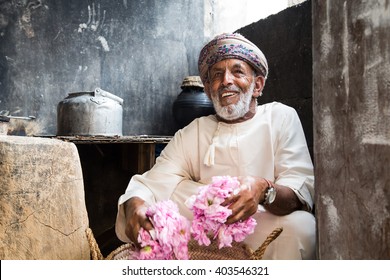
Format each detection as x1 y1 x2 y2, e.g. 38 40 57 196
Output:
172 76 215 129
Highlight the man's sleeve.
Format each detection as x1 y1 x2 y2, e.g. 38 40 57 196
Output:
273 106 315 211
115 124 199 242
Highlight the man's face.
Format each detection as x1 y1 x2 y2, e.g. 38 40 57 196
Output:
205 59 263 121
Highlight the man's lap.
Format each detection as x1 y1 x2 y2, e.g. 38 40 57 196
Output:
244 207 316 260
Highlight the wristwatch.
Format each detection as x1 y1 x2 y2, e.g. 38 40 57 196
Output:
263 179 277 205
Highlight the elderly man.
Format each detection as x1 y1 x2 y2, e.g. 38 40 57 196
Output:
115 33 315 259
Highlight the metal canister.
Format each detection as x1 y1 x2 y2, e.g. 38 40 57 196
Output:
0 115 9 135
57 88 123 136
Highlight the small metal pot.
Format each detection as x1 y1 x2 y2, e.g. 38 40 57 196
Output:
57 88 123 136
0 116 9 135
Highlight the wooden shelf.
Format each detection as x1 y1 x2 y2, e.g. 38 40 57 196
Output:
53 135 172 144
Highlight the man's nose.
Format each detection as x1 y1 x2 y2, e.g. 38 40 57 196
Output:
221 70 234 86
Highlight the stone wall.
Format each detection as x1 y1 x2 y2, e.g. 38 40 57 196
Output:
313 0 390 259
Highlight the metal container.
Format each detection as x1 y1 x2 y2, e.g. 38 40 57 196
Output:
0 115 9 135
57 88 123 136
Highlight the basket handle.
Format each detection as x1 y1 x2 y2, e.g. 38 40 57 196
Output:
251 227 283 260
86 228 104 260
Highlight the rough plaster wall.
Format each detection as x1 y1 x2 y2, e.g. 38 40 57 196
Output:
313 0 390 259
0 0 204 136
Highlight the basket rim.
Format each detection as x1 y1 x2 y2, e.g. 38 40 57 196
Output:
86 227 283 260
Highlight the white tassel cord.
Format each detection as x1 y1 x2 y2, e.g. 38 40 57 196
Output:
203 123 220 167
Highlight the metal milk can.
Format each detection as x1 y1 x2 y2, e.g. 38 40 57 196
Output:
57 88 123 136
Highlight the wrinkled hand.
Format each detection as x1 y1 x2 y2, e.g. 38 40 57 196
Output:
123 197 153 247
221 176 268 224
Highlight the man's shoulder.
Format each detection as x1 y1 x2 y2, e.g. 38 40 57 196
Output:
175 114 217 135
185 114 216 128
259 101 297 115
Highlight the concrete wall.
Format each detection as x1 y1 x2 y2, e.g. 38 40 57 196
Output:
313 0 390 259
0 0 205 136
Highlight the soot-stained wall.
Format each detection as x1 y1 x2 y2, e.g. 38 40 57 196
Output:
0 0 204 136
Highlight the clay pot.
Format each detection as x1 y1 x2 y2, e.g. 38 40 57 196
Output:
172 76 215 129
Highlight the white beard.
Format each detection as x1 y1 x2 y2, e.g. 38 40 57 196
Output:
210 81 256 121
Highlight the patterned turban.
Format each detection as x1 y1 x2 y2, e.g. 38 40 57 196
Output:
198 33 268 83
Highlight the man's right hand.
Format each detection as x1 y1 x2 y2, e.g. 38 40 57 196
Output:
123 197 154 247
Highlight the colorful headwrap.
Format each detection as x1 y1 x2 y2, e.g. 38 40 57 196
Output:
198 33 268 83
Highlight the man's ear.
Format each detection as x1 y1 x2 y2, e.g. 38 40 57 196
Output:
252 76 265 98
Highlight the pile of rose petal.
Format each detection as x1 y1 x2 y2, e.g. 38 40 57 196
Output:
133 176 257 259
135 200 190 260
185 175 257 249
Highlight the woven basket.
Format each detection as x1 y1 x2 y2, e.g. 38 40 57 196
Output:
86 227 283 260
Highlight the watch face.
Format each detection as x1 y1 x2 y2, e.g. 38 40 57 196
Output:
267 187 277 204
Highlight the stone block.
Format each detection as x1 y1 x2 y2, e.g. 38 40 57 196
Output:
0 136 90 259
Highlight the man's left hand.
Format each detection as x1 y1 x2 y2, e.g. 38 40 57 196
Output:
221 176 268 224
